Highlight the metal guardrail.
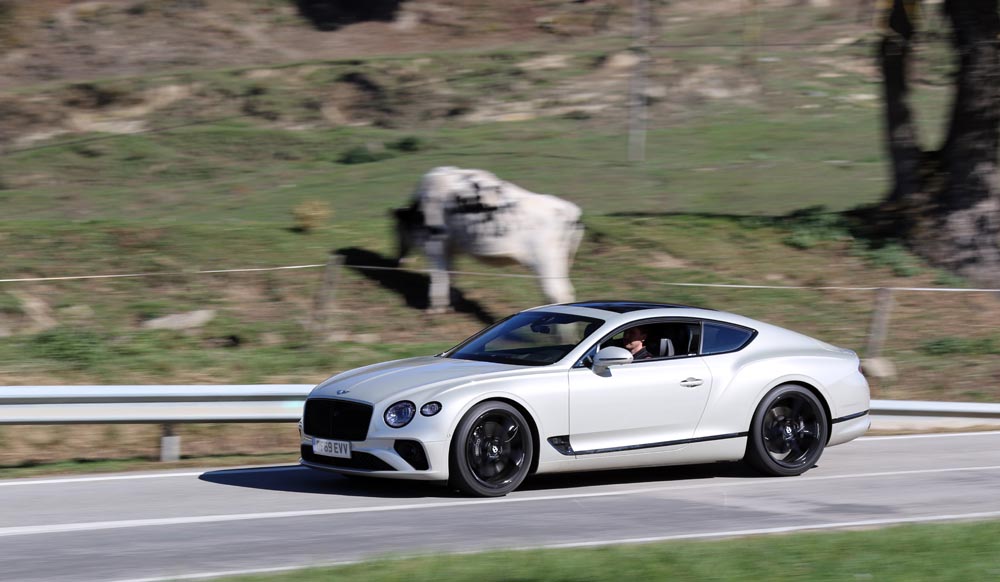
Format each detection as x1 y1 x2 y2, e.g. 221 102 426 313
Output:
2 386 1000 424
0 385 312 424
872 399 1000 419
1 386 998 461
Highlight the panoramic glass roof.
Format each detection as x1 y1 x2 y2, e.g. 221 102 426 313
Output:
565 301 701 313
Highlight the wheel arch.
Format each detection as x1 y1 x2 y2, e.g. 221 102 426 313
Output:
770 380 833 444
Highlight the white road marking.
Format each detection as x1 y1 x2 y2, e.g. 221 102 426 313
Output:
858 430 1000 441
0 471 206 487
110 563 357 582
106 509 1000 582
3 430 998 489
2 464 1000 538
0 466 307 488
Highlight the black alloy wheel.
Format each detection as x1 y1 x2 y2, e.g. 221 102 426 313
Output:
746 384 828 476
449 401 534 497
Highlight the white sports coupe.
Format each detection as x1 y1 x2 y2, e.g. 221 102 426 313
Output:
300 301 870 496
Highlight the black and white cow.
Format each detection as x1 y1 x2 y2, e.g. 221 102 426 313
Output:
393 166 584 312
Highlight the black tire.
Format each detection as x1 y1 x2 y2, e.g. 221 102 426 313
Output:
449 401 534 497
745 384 828 476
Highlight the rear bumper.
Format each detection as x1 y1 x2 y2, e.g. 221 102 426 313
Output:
829 412 870 446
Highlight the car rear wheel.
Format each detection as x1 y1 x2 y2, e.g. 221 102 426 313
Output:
746 384 828 476
449 401 533 497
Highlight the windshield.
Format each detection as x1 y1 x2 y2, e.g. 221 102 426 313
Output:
446 311 604 366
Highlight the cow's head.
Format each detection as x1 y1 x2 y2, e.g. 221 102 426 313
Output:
391 204 424 264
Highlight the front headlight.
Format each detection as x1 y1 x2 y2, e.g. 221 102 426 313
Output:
384 401 416 428
420 401 442 417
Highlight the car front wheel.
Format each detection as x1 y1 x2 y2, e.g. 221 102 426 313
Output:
449 401 534 497
746 384 828 476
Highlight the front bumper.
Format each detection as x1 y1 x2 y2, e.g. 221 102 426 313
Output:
299 434 450 481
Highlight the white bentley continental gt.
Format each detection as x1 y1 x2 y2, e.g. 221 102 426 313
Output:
299 301 870 496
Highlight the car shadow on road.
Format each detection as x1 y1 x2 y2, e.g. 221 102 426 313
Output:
198 464 451 498
519 461 762 492
199 461 767 499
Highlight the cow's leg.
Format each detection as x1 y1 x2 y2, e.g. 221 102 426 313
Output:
535 252 575 305
425 235 453 313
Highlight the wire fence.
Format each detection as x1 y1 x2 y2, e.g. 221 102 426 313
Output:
2 262 999 293
3 259 997 371
1 245 998 405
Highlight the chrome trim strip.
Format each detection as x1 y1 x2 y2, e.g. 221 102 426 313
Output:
560 431 750 456
832 410 870 424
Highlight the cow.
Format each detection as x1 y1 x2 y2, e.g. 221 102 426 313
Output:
393 166 584 313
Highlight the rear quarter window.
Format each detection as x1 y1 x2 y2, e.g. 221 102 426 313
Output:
701 322 755 355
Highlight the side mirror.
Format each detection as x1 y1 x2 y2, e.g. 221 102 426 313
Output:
593 346 633 373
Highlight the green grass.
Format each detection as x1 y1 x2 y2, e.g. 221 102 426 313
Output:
212 520 1000 582
920 336 1000 357
0 114 889 223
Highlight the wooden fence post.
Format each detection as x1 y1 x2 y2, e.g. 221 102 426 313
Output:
628 0 652 162
312 253 343 336
865 287 894 358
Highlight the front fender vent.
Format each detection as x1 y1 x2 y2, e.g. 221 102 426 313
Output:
547 435 574 456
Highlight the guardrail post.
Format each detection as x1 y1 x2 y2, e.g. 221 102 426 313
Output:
160 423 180 462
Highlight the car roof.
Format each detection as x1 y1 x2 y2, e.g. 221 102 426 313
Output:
560 300 711 314
526 301 758 329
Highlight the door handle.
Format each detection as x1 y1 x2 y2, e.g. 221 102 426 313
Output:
680 377 704 388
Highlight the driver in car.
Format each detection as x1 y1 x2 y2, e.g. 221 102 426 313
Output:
624 325 652 360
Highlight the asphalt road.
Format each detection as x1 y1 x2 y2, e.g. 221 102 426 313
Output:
2 431 1000 582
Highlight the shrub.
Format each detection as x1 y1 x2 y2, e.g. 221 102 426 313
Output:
0 292 23 315
851 242 922 277
778 206 850 250
337 145 393 164
387 136 426 152
292 200 333 233
29 327 109 369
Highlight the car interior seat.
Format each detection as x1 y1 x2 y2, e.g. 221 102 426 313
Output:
659 337 675 357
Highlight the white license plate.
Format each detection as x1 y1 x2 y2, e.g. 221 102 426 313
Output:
312 438 351 459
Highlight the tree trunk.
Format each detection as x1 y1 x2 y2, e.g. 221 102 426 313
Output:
880 33 921 202
916 0 1000 282
872 0 1000 285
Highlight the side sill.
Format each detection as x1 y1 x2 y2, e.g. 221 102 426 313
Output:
548 432 750 457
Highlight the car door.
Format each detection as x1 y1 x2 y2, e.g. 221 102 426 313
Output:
567 355 713 455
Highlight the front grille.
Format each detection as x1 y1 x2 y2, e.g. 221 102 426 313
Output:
301 445 396 471
303 398 373 441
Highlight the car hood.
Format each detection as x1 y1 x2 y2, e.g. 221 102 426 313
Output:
309 356 527 404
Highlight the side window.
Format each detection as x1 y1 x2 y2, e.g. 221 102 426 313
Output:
654 322 701 357
701 322 754 355
594 322 702 360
